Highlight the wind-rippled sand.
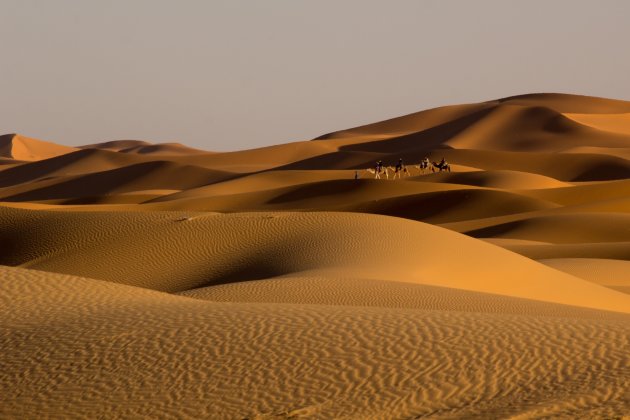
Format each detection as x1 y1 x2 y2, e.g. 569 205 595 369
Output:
2 266 629 419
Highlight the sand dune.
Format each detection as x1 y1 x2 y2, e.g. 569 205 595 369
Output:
445 104 630 151
337 187 558 224
560 145 630 160
494 92 630 113
1 207 629 313
0 161 234 203
0 133 78 161
0 148 156 189
179 273 630 319
120 142 208 155
82 139 212 155
539 258 630 294
149 169 355 202
484 240 630 261
564 112 630 135
167 139 341 173
2 93 630 417
522 178 630 205
314 103 490 142
80 139 153 151
147 179 481 214
464 213 630 243
413 169 571 189
439 149 630 181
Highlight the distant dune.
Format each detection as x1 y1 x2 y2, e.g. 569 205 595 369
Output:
0 133 78 161
1 93 629 418
81 139 209 155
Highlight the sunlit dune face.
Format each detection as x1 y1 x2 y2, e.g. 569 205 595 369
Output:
563 112 630 135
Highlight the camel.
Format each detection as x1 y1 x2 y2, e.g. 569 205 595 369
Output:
415 159 431 174
366 166 390 179
365 158 452 179
431 161 451 172
391 165 412 179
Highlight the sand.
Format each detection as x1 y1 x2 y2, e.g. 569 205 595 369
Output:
1 93 629 418
0 133 78 161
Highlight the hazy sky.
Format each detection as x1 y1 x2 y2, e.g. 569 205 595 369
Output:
2 0 629 151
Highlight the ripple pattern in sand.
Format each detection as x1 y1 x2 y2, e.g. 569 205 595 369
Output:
1 266 629 419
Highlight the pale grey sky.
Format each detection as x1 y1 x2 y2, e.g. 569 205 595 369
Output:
1 0 629 151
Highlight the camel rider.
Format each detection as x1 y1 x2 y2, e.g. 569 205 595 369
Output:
377 160 383 173
396 158 404 172
440 157 447 167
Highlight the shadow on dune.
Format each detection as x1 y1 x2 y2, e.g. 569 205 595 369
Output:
274 150 385 171
334 188 555 224
0 148 144 188
571 160 630 181
2 161 234 202
465 213 630 243
340 104 630 153
440 149 630 181
266 179 370 205
463 221 523 239
276 102 630 175
339 107 496 154
272 145 458 171
313 103 491 139
187 258 293 291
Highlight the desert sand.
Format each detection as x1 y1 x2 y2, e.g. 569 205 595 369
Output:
1 93 629 418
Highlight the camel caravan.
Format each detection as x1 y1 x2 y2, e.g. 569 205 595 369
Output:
363 157 451 180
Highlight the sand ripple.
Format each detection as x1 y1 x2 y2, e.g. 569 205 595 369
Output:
1 266 629 418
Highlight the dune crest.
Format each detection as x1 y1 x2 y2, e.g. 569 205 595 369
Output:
80 140 210 155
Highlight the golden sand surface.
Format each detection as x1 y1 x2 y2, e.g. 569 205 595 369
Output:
1 93 629 418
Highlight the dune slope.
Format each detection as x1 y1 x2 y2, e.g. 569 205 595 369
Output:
0 134 78 161
1 207 629 313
